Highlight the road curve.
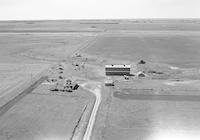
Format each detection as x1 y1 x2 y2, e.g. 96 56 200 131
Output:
81 82 102 140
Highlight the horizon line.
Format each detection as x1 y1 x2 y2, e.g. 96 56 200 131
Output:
0 18 200 22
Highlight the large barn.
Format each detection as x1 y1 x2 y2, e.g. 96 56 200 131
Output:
105 64 131 76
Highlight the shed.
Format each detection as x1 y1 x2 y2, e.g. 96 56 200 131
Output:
105 79 114 86
137 71 146 77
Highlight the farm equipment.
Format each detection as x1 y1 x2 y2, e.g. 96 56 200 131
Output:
124 75 129 80
50 78 79 92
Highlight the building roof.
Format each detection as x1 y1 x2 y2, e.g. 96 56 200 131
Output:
105 64 131 68
105 79 114 84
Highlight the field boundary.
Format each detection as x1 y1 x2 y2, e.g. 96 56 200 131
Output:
0 64 52 110
70 94 95 140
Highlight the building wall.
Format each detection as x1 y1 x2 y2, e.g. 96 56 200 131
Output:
105 68 130 71
105 71 130 76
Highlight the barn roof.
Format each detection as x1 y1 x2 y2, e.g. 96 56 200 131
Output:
105 64 131 68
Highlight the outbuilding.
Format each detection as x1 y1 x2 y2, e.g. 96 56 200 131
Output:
136 71 146 77
105 78 114 86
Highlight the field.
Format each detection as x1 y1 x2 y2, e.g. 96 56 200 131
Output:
79 21 200 140
83 32 200 68
0 22 97 140
0 33 94 63
0 20 200 32
103 95 200 140
0 63 49 96
97 79 200 140
0 89 92 140
92 80 200 140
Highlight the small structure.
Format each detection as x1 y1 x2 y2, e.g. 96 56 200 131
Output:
136 71 146 78
138 60 146 64
105 64 131 76
65 79 72 85
105 78 114 86
58 75 63 79
64 79 73 92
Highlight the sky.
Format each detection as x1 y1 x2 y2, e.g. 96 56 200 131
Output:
0 0 199 20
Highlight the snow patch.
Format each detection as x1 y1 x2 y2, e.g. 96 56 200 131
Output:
165 80 196 86
169 66 179 70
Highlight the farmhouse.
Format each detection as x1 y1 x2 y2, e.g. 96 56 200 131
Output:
105 64 131 76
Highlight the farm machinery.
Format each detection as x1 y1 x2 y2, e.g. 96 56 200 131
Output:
50 78 79 92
